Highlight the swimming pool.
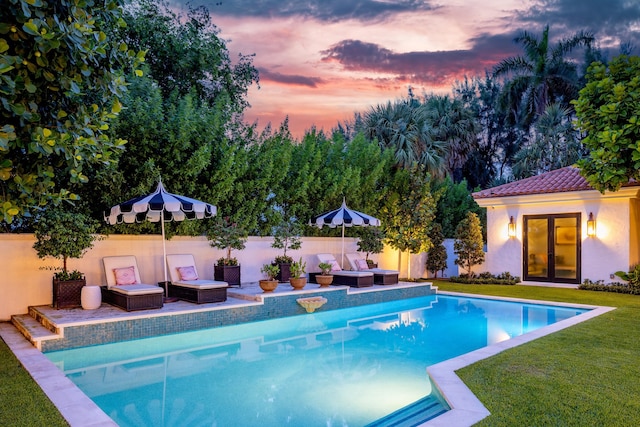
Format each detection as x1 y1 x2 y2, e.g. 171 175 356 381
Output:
46 294 588 426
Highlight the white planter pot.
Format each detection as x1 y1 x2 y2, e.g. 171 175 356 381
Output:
81 285 102 310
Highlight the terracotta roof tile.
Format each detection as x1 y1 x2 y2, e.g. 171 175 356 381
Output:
472 166 638 199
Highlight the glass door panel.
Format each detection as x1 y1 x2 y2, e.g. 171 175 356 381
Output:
553 217 578 280
526 218 549 279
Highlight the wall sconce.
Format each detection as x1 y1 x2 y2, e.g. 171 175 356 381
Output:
508 216 516 238
587 212 596 237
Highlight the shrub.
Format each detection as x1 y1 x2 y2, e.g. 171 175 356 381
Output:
450 271 520 285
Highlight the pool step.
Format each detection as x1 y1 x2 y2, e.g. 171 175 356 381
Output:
365 395 449 427
10 314 61 351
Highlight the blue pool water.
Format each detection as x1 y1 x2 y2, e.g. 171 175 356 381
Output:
46 294 587 426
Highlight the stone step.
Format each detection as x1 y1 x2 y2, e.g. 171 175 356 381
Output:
11 314 61 351
364 395 449 427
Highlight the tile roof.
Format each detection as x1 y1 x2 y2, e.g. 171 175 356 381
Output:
472 166 639 199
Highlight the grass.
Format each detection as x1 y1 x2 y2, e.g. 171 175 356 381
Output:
1 282 639 426
0 335 67 426
433 280 640 426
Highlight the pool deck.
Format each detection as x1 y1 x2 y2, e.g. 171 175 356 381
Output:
1 283 615 427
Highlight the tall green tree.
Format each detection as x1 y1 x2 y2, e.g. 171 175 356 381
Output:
574 55 640 192
433 177 483 238
120 0 258 113
454 74 521 188
426 223 447 278
493 25 593 128
381 166 437 279
0 0 143 224
454 211 485 275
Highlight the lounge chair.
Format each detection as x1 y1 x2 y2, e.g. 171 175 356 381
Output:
102 256 164 311
345 253 399 285
166 254 228 304
315 254 373 287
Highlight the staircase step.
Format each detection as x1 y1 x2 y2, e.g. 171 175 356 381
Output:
365 395 449 427
11 314 61 351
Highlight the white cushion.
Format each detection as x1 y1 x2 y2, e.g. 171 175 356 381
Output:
172 280 228 289
109 284 164 296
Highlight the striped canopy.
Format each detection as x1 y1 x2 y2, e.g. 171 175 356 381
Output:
104 181 216 225
310 199 380 267
310 199 380 229
104 180 217 284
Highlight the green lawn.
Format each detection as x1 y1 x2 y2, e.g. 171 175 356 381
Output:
0 335 67 426
434 281 640 426
1 283 639 426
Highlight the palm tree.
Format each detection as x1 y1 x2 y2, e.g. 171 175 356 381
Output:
424 95 479 180
512 103 583 179
493 25 593 128
363 100 447 174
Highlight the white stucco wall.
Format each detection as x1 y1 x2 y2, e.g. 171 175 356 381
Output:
476 188 640 283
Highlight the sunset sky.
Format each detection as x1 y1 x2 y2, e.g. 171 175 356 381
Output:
170 0 640 138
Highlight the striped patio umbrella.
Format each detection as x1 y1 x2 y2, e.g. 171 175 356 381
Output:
310 198 381 267
105 180 217 286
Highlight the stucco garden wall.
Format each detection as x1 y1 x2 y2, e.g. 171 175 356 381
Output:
0 234 460 320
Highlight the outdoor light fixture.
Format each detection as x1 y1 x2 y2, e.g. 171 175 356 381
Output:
587 212 596 237
508 216 516 238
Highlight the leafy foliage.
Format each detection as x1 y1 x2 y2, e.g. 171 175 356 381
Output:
318 262 332 275
0 0 143 223
289 257 306 279
426 223 447 277
260 263 279 281
449 271 520 285
32 208 100 276
206 216 248 265
574 55 640 192
356 227 385 259
381 166 436 257
493 25 593 128
512 103 583 179
271 217 302 261
454 211 485 275
433 176 484 238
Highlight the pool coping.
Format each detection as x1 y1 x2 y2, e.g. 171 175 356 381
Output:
1 291 615 427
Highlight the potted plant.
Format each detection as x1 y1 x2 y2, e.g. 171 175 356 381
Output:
33 208 101 309
259 263 280 293
357 228 385 268
271 218 302 282
289 257 307 290
316 262 334 287
206 216 248 287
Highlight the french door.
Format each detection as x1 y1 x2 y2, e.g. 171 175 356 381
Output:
523 214 581 284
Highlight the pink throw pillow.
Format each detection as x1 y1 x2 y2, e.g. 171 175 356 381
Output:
113 266 137 285
356 259 369 270
329 259 342 272
177 265 198 281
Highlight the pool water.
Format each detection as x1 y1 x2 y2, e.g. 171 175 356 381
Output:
46 295 587 426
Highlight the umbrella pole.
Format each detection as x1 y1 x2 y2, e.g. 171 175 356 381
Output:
341 223 345 268
161 211 168 295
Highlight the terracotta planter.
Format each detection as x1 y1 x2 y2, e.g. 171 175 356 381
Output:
290 277 307 290
259 279 278 293
316 275 334 287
